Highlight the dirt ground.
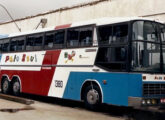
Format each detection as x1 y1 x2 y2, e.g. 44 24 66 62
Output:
0 99 124 120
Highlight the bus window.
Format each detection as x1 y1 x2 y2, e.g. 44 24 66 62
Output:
67 26 93 47
132 21 159 42
113 24 128 43
79 27 93 46
0 40 3 52
2 39 9 52
26 36 34 51
17 37 25 51
131 21 161 72
54 30 65 48
98 24 128 45
95 46 127 70
34 34 43 50
45 32 54 49
26 34 43 51
10 38 17 52
67 28 79 47
98 25 112 45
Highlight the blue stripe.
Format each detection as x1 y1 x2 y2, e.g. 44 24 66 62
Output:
63 72 142 106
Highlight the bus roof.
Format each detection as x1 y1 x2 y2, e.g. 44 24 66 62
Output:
8 17 163 38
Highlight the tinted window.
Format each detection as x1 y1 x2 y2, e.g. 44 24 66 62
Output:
10 39 17 52
45 32 54 49
10 37 25 52
98 25 112 45
0 40 3 52
79 27 92 46
98 24 128 45
26 34 43 51
67 28 79 47
54 30 65 48
17 38 25 51
95 47 127 70
113 24 128 43
2 39 10 52
67 26 93 47
45 30 65 49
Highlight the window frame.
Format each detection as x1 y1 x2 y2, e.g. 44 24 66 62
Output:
26 33 44 51
130 20 164 73
97 22 129 47
66 24 95 48
95 22 131 72
10 36 26 52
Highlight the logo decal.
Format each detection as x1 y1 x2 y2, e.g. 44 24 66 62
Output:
64 51 76 63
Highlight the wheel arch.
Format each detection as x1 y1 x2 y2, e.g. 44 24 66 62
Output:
80 79 103 103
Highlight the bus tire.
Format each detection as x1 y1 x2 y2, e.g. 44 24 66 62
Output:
11 79 20 96
84 84 102 110
1 78 11 94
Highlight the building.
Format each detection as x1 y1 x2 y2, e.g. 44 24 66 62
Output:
0 0 165 34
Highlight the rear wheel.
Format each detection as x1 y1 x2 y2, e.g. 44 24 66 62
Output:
12 79 20 96
84 85 102 110
1 78 10 94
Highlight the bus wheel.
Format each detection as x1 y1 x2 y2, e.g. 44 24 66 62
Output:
1 78 10 94
84 85 102 110
12 79 20 96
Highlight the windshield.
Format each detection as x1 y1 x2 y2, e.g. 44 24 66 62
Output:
131 21 162 72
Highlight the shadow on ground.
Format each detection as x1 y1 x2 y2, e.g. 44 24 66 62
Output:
20 93 165 120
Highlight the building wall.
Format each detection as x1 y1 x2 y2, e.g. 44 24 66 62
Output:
0 0 165 34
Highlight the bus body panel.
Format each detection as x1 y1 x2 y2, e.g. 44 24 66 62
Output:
63 72 142 106
0 50 61 96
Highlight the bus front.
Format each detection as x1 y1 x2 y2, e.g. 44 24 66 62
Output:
131 20 165 106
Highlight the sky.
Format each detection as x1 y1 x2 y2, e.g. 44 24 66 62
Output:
0 0 94 23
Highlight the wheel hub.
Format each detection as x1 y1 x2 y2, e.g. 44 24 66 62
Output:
3 81 9 91
13 82 20 93
87 89 99 105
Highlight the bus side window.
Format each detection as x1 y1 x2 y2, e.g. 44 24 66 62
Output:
26 34 43 51
45 32 54 49
2 39 10 52
17 38 25 51
0 40 3 52
98 25 112 45
67 28 79 47
34 34 43 50
113 24 128 43
26 36 34 51
10 38 17 52
67 26 93 48
79 27 93 46
54 30 65 49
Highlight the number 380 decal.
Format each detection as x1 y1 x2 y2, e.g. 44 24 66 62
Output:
55 80 63 88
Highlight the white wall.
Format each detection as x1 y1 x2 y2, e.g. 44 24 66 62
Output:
0 0 165 34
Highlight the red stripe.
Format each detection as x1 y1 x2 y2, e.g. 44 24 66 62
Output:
55 24 71 30
0 50 61 96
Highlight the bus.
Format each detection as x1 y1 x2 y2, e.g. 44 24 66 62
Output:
0 17 165 109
